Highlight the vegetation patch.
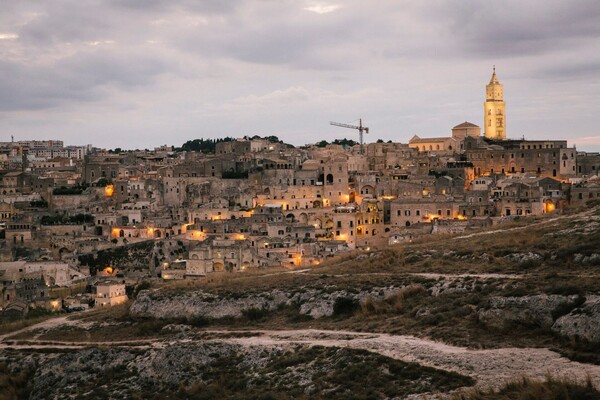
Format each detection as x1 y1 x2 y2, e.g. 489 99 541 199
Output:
179 345 474 400
452 375 600 400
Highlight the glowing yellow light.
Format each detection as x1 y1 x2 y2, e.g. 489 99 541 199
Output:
105 184 114 197
104 266 113 274
546 202 555 212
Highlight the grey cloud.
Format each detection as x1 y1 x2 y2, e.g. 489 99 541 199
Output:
437 0 600 57
536 60 600 81
0 0 599 150
108 0 239 14
0 50 168 111
7 2 112 47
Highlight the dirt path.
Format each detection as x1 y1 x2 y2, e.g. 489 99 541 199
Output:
0 315 74 342
411 272 524 280
3 317 599 392
220 329 600 391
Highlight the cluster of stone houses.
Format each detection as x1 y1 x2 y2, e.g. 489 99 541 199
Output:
2 134 598 272
1 70 600 312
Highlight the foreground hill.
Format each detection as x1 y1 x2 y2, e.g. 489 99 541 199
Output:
1 206 600 399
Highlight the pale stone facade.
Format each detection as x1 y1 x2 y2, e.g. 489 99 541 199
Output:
484 68 506 140
95 282 128 307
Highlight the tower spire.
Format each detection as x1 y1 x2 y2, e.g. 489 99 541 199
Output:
489 66 499 84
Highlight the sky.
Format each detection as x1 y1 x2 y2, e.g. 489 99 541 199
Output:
1 0 600 151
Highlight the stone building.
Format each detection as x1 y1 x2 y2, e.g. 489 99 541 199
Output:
187 237 253 275
484 67 506 140
95 281 128 307
465 139 576 179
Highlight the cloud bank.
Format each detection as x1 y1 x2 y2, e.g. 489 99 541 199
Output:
1 0 599 150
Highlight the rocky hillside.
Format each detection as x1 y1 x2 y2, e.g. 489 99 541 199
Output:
1 342 473 399
2 207 600 399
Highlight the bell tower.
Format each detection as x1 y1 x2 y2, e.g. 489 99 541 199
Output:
484 67 506 140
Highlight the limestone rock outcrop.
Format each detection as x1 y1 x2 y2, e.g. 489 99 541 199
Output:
477 294 581 330
552 296 600 344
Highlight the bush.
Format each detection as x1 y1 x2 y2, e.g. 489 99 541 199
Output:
361 285 426 315
133 281 151 298
242 307 270 321
333 297 359 317
188 316 210 327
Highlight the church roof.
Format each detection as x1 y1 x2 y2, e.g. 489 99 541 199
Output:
489 67 500 85
453 121 479 129
409 137 451 143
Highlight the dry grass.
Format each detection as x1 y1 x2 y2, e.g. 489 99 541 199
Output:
72 301 132 322
0 315 55 336
361 284 426 315
452 375 600 400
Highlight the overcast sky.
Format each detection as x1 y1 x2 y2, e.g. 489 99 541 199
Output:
1 1 600 151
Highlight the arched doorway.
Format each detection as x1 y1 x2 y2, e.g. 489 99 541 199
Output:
298 213 308 224
213 262 224 272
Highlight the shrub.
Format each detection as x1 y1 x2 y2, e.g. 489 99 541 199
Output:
188 316 210 327
242 307 270 321
133 281 151 298
361 285 426 315
333 297 359 317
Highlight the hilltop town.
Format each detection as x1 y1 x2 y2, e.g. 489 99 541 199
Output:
1 71 600 399
1 69 600 316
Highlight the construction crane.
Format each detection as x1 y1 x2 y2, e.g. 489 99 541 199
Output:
330 119 369 154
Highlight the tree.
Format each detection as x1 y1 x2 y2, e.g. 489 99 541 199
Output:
179 137 234 153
